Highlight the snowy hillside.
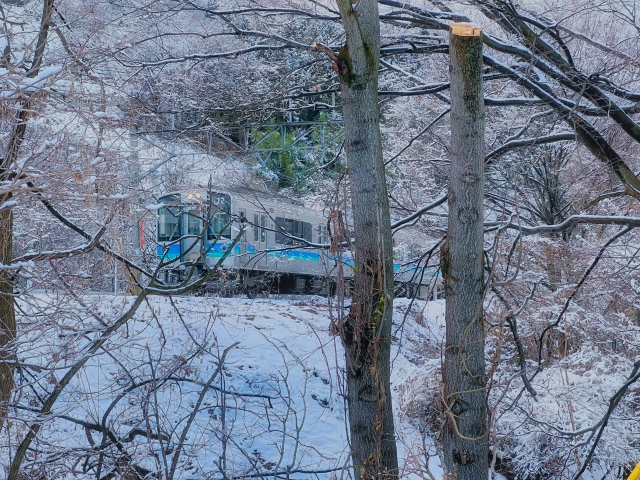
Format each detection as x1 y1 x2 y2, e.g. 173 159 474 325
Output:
4 292 634 479
4 295 448 480
6 0 640 478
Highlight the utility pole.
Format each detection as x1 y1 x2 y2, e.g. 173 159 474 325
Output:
442 23 488 480
129 125 141 295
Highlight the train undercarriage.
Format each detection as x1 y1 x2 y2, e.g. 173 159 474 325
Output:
160 265 435 300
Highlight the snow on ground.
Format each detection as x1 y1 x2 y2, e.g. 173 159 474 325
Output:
6 294 509 479
4 295 446 479
12 291 624 480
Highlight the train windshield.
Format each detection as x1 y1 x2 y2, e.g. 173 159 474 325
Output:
186 210 201 235
157 194 182 241
207 192 231 240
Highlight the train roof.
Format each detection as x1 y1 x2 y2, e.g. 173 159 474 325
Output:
159 185 306 207
225 185 306 207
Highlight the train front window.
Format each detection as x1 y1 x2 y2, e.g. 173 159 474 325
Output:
157 195 182 241
209 215 231 239
186 210 201 235
206 192 231 240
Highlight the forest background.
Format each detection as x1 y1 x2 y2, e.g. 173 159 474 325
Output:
3 0 640 479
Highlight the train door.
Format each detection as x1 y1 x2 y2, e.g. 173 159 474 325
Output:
258 213 268 267
251 212 269 268
181 208 202 264
237 208 247 260
317 222 329 275
238 209 247 238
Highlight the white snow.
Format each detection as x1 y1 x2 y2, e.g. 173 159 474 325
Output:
3 291 628 479
4 295 455 479
145 203 165 211
0 200 17 211
0 65 62 98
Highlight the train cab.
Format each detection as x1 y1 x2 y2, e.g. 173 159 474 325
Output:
157 190 236 282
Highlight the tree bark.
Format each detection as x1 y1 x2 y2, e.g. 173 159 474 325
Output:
0 0 55 432
0 209 14 433
330 1 399 477
442 23 488 480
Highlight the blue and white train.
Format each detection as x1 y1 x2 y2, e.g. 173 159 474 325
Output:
155 186 438 298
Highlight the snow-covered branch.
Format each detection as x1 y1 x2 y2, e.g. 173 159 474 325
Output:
489 215 640 235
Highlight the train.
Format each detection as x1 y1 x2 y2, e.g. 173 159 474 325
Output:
155 185 439 298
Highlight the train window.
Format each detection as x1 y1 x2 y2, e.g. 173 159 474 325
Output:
275 217 288 244
207 213 231 239
239 210 247 240
186 210 201 236
275 217 312 245
157 199 182 242
302 222 312 242
253 214 259 242
317 224 329 244
260 216 266 243
206 192 231 240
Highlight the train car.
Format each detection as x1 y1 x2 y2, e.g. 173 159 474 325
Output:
155 185 439 298
392 235 443 300
156 186 340 296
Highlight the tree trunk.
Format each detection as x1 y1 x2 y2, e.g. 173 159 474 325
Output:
442 23 488 480
0 0 55 432
545 238 562 291
332 1 399 477
0 209 14 433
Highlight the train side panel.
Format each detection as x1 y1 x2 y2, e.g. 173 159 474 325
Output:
232 195 326 277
